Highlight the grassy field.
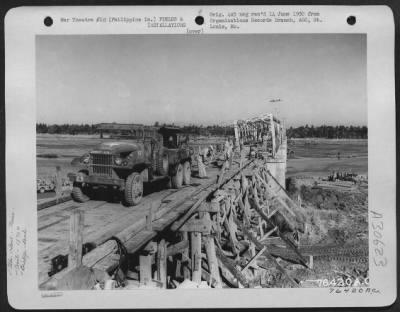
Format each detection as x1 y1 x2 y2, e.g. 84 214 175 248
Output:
287 139 368 177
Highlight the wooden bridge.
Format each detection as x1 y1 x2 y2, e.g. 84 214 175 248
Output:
38 114 308 290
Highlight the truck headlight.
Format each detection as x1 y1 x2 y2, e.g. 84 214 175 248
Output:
115 157 122 165
82 154 90 164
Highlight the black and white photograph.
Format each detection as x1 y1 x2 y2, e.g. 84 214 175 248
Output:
5 6 396 309
36 33 369 290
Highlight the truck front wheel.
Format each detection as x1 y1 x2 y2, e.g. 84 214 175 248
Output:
71 185 90 203
171 164 183 189
182 161 191 185
124 172 143 206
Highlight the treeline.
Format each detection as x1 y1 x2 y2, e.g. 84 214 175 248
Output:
287 125 368 139
36 123 367 139
36 123 97 134
180 124 234 136
36 123 234 136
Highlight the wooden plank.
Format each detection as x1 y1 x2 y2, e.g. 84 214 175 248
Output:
241 246 266 272
237 196 250 226
249 185 307 266
255 172 296 217
68 209 84 268
124 230 156 254
106 218 147 246
139 255 152 286
217 161 227 186
261 226 278 240
265 170 301 209
179 213 211 234
309 255 314 269
157 239 167 288
197 201 219 213
258 216 264 237
167 240 189 257
191 232 202 283
37 195 72 210
215 247 250 288
170 191 210 231
237 221 300 288
217 258 239 288
275 196 297 218
224 212 239 256
249 184 296 231
181 232 191 280
268 208 278 219
204 235 222 288
143 241 158 254
146 203 153 230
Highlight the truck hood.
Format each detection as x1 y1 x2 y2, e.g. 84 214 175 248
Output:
94 142 140 154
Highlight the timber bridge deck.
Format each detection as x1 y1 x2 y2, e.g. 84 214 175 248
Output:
38 114 315 290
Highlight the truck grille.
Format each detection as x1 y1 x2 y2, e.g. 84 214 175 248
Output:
90 153 113 177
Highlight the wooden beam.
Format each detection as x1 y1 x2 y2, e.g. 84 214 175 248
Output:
198 201 219 213
255 172 296 217
250 184 296 232
265 170 301 210
167 240 189 257
146 203 153 231
68 209 84 268
217 161 227 186
262 226 278 240
268 208 278 218
143 241 157 255
217 258 239 288
157 239 167 288
237 221 300 288
170 191 210 232
241 246 266 272
204 235 222 288
237 196 250 226
191 232 202 283
215 247 250 288
179 213 211 234
249 185 307 266
139 254 152 286
181 232 191 280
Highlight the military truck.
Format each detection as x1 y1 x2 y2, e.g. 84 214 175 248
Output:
37 178 55 194
68 125 193 206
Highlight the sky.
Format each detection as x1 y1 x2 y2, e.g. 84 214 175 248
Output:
36 34 366 127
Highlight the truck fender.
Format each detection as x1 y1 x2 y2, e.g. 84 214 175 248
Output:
140 168 149 183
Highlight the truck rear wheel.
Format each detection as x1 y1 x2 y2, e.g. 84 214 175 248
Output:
124 172 143 206
171 164 183 189
182 161 191 185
